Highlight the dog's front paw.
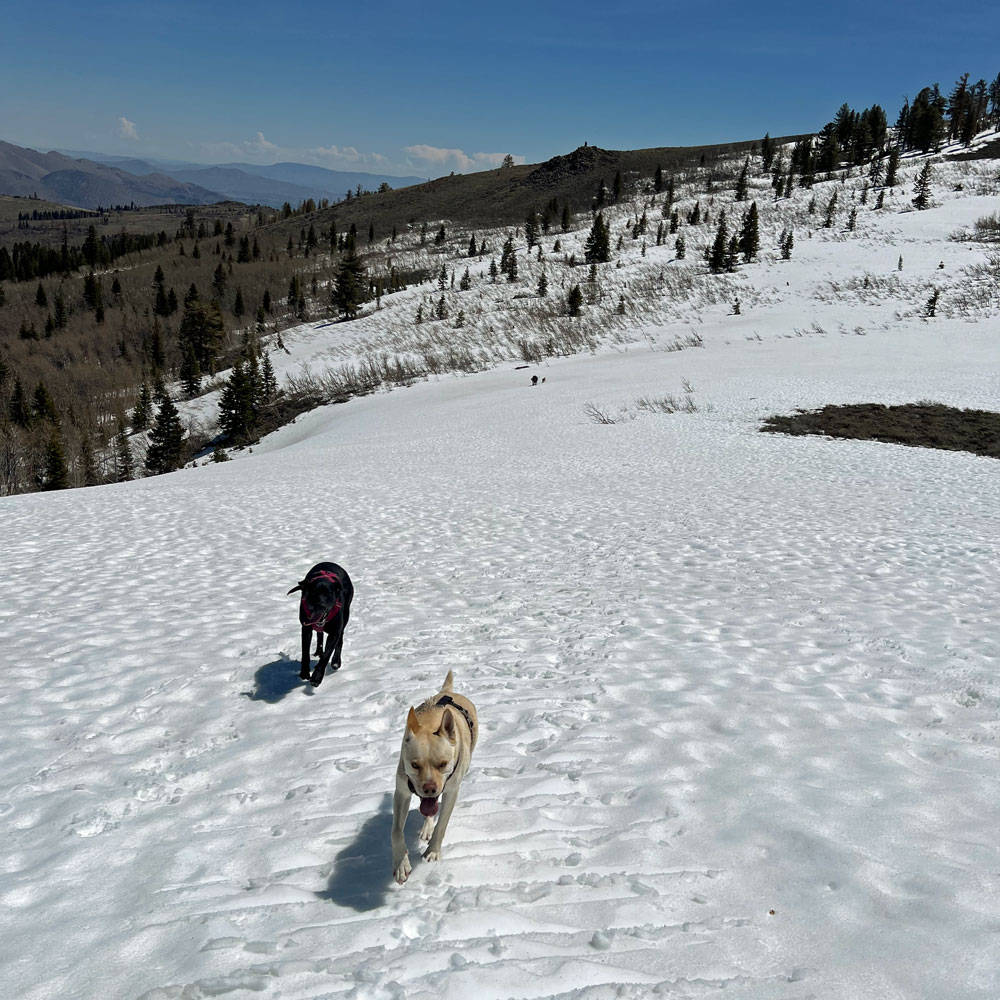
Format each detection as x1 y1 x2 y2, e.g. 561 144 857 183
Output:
419 815 436 842
393 853 411 884
299 667 311 681
423 846 442 863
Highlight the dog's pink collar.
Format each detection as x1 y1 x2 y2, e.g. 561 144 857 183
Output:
300 569 342 631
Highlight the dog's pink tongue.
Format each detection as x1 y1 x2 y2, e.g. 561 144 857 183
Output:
419 796 439 817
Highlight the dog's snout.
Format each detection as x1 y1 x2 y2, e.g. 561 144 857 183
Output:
422 782 437 796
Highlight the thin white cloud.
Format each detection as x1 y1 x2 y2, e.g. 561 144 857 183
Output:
200 132 390 171
197 132 520 177
404 145 524 173
117 117 139 141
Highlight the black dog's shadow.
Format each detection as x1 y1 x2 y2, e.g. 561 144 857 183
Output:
244 656 311 702
316 792 423 912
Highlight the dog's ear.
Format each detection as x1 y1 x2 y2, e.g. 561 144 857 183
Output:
406 707 421 734
437 708 457 743
287 584 302 595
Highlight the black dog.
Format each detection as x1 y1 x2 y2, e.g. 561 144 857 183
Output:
287 562 354 687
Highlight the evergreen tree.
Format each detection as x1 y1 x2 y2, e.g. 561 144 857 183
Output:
561 203 571 232
53 290 67 329
434 225 446 246
233 287 245 318
761 133 775 172
734 157 750 201
738 202 760 263
537 272 548 296
334 240 366 319
468 234 477 257
725 234 740 273
35 283 47 308
674 234 686 259
145 396 186 475
132 382 152 431
823 190 839 228
499 235 516 276
489 258 499 283
912 162 933 210
260 352 278 400
566 284 584 316
32 382 59 424
459 267 472 291
79 434 99 487
41 430 69 491
909 86 946 153
584 213 611 264
708 214 728 273
153 281 169 317
9 378 31 427
179 299 225 371
868 154 884 186
654 164 663 192
947 73 971 142
780 229 794 260
113 422 135 482
885 147 900 187
179 345 202 397
817 134 841 175
524 211 538 249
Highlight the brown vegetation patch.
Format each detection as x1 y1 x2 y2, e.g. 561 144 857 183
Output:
761 402 1000 459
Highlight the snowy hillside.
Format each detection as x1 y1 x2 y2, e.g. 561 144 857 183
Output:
3 136 1000 1000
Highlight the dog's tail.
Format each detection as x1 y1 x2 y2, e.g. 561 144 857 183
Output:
442 670 454 693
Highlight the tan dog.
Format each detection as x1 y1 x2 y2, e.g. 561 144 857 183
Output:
391 670 478 885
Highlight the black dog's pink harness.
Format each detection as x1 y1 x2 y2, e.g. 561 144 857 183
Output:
300 569 342 631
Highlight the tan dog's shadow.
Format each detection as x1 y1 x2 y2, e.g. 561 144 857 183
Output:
316 792 423 911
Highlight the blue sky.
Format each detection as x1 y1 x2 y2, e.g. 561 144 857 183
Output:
4 0 998 177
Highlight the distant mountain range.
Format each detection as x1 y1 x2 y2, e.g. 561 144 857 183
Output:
0 141 427 209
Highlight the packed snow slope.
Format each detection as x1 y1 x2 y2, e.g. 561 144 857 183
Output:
3 143 1000 1000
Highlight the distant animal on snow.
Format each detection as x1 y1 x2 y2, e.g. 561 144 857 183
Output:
287 562 353 687
391 670 478 884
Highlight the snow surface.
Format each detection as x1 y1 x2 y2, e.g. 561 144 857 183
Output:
3 143 1000 999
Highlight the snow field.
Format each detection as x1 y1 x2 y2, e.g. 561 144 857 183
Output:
3 137 1000 999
